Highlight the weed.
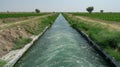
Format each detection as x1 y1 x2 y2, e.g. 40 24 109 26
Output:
0 60 6 67
13 38 32 50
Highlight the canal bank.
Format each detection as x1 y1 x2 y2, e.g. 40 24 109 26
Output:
14 14 110 67
63 13 120 67
0 13 58 67
4 26 50 67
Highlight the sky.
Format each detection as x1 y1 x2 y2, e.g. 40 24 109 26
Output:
0 0 120 12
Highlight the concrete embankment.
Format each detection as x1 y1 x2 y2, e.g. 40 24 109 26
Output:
2 26 49 67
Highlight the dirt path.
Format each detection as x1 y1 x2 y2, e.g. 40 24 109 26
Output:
0 14 51 30
68 14 120 30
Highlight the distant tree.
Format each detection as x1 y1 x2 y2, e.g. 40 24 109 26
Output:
100 10 104 13
86 6 94 14
53 11 55 13
35 9 40 13
7 11 9 13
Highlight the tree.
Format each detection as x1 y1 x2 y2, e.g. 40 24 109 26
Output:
7 11 9 13
86 6 94 14
100 10 104 13
35 9 40 13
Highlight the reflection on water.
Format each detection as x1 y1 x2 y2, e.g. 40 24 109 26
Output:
14 14 109 67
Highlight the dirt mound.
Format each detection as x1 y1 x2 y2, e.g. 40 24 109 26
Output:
0 26 31 57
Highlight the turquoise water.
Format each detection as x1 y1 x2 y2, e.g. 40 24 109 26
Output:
14 14 109 67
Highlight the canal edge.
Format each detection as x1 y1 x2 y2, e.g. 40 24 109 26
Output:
4 26 50 67
72 26 120 67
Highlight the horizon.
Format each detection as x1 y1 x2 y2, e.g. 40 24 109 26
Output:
0 0 120 12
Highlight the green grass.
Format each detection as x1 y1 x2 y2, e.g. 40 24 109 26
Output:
13 38 32 50
71 12 120 22
105 47 120 62
0 60 6 67
63 13 120 62
23 13 59 35
0 13 47 18
12 13 59 49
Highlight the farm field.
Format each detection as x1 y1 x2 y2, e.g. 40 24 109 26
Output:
0 13 49 25
71 13 120 22
0 13 47 18
63 13 120 63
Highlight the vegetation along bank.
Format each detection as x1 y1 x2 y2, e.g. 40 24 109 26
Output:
63 13 120 63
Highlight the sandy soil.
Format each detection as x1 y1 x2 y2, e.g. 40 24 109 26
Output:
1 26 49 67
0 25 31 57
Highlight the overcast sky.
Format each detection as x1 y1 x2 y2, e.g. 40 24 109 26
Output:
0 0 120 12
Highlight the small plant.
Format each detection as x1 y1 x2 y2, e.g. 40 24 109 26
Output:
35 9 40 13
86 6 94 14
0 60 6 67
13 38 32 50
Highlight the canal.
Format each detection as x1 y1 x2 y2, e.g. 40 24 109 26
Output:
14 14 109 67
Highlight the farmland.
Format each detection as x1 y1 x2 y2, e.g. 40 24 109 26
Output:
0 13 47 18
71 13 120 22
0 13 50 25
63 13 120 63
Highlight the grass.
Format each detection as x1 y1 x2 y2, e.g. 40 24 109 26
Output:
105 47 120 62
0 13 47 18
63 13 120 62
13 13 59 49
0 60 6 67
13 38 32 50
23 13 59 35
71 12 120 22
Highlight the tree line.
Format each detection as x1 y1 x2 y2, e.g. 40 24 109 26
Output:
86 6 104 14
